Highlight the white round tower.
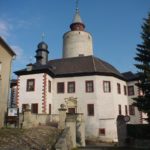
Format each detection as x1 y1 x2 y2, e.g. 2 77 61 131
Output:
63 9 93 58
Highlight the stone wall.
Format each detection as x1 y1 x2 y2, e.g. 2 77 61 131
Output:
19 111 59 128
55 127 73 150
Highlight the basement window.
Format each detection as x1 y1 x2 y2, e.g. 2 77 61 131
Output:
99 128 105 136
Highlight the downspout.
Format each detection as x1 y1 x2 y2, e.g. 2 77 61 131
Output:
7 55 16 108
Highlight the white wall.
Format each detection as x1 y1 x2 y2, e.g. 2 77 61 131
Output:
17 73 132 141
127 80 141 124
63 31 93 58
52 75 128 141
18 73 44 114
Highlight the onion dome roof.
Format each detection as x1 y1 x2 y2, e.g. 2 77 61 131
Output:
37 41 48 50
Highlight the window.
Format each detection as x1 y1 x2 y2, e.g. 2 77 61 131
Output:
124 86 127 95
99 128 105 136
48 80 51 92
68 108 76 114
129 105 135 115
26 79 35 91
68 82 75 93
49 104 51 115
103 81 111 93
22 104 28 112
86 81 94 93
125 105 128 115
117 83 121 94
57 82 64 93
31 103 38 114
87 104 94 116
118 105 122 115
128 86 134 96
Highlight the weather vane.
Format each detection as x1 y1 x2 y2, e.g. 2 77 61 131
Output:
76 0 79 11
41 32 45 41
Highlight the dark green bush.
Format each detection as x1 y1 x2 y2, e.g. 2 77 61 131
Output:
127 124 150 139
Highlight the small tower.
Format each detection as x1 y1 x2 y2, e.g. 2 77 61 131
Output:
62 4 93 58
35 41 49 65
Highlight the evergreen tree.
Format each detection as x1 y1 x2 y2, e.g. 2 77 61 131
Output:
133 12 150 123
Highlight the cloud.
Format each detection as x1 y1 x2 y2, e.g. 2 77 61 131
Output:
11 45 23 60
0 20 12 39
16 20 33 29
11 45 35 64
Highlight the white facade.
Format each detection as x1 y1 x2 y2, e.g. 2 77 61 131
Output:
63 31 93 58
18 73 53 114
126 80 141 124
16 72 133 141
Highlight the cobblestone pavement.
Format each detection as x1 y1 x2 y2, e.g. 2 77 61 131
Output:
0 126 61 150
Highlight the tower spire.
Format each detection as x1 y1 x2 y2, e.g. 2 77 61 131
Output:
70 0 85 31
41 32 45 41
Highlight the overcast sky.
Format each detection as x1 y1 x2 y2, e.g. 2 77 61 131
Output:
0 0 150 78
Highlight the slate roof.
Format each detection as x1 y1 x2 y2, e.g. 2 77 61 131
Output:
122 71 139 81
72 10 83 24
15 55 125 80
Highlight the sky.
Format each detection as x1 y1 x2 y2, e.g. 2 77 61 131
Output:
0 0 150 78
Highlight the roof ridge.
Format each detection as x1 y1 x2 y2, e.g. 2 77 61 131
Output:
92 56 97 72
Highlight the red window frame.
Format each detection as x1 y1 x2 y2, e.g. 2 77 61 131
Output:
26 79 35 91
86 81 94 93
31 103 38 114
117 83 121 94
22 104 28 112
125 105 128 116
128 86 135 96
99 128 105 136
49 104 51 115
124 86 127 95
57 82 65 93
103 81 111 93
48 80 51 92
118 104 122 115
68 108 76 114
87 104 94 116
68 82 75 93
129 105 135 115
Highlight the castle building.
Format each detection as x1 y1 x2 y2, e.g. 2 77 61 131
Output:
14 8 141 141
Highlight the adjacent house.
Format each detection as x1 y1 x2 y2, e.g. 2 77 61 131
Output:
0 37 16 127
